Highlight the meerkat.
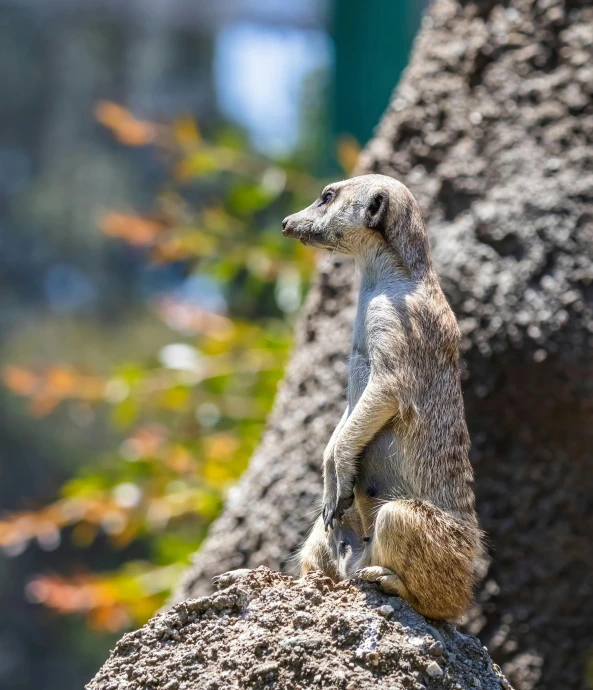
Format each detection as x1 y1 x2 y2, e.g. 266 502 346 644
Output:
281 174 482 621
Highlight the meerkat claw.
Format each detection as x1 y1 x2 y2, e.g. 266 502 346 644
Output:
323 491 354 531
322 503 338 530
322 506 330 530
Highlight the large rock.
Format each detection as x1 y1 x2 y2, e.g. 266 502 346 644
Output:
174 1 593 688
89 568 512 690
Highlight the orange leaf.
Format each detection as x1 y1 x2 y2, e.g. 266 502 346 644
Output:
203 433 239 462
153 297 234 338
95 101 155 147
2 366 38 395
100 212 165 246
30 394 60 418
46 367 76 394
337 135 361 175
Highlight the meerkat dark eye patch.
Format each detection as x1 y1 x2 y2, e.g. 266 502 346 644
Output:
365 192 389 231
318 189 335 206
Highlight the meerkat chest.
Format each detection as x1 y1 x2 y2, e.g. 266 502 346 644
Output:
349 288 397 406
348 296 371 405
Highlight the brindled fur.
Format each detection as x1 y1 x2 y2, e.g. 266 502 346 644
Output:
283 174 483 621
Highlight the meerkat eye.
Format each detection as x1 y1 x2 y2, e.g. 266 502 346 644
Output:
319 190 334 206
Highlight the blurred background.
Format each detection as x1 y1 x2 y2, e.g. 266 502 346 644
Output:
0 1 426 687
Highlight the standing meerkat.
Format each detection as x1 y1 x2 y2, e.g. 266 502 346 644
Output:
281 174 482 621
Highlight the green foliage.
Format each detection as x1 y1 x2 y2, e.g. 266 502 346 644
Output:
0 104 322 630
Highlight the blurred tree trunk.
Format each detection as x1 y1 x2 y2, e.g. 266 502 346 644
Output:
173 1 593 688
332 0 424 147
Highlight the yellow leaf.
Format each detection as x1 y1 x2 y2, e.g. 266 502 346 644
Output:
337 134 361 175
174 116 201 149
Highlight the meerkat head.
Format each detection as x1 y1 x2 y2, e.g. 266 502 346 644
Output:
282 174 431 275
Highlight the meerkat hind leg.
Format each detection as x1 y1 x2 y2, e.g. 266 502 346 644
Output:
369 498 480 620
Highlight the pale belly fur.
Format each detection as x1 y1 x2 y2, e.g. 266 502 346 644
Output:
347 351 407 537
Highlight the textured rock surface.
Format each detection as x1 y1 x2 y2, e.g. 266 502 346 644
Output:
89 568 512 690
172 1 593 689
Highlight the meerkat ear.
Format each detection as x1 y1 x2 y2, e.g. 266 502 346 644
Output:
365 191 389 231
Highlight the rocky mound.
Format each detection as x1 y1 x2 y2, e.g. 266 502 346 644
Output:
88 568 511 690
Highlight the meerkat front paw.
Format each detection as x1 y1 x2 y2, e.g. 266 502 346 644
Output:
211 568 252 590
322 483 355 530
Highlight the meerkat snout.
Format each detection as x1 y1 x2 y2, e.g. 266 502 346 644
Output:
281 211 314 242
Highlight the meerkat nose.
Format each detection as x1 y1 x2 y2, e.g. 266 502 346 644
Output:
282 217 289 229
